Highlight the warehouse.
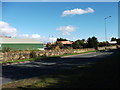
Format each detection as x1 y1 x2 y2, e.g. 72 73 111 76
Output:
0 37 45 51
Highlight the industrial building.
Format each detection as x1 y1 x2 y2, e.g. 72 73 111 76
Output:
0 37 44 51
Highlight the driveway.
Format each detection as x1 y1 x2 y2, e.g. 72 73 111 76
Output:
1 51 114 84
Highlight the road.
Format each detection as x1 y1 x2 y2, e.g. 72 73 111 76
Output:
1 51 114 84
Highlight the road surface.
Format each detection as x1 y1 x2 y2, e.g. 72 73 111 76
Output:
1 51 114 84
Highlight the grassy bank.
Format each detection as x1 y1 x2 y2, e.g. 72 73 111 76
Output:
1 50 96 64
2 49 119 88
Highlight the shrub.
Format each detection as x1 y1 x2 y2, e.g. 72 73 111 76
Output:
2 47 11 52
30 50 37 58
117 39 120 45
98 42 110 47
55 46 60 50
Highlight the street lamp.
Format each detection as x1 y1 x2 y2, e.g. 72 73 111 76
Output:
104 16 111 50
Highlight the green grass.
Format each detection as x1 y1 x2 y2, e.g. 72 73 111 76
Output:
1 50 96 64
61 50 96 56
2 49 119 88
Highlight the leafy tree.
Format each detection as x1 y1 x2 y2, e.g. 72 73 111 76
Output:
57 38 68 41
49 44 56 50
87 36 98 49
46 43 51 48
72 40 85 49
46 43 55 50
117 39 120 45
111 37 117 41
87 37 93 48
98 42 109 47
82 39 85 42
46 42 64 50
55 42 64 49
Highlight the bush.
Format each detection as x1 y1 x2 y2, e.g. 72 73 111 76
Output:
30 50 37 58
72 40 84 49
98 42 110 47
117 39 120 45
2 47 11 52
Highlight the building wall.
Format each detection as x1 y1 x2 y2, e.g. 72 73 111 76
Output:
1 43 44 50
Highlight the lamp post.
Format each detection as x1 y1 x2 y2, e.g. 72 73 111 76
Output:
104 16 111 50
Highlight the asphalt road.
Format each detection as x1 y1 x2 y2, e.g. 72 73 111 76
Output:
1 51 114 84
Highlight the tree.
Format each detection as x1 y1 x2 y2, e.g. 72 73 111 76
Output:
111 37 117 41
72 40 85 49
55 42 64 49
117 39 120 45
87 36 98 49
46 43 51 48
98 42 109 47
82 39 85 42
57 38 68 41
87 37 93 48
46 42 64 50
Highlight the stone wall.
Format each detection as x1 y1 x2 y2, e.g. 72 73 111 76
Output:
1 45 118 61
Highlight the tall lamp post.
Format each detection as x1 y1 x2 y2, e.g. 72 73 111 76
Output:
104 16 111 50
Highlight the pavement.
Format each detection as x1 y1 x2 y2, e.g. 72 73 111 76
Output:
0 51 114 84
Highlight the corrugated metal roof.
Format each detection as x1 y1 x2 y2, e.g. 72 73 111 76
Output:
0 37 42 44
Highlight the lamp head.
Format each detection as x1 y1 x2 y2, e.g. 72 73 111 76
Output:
105 16 112 19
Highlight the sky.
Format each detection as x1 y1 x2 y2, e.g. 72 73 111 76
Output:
0 2 118 43
0 1 1 20
1 0 120 2
118 2 120 38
